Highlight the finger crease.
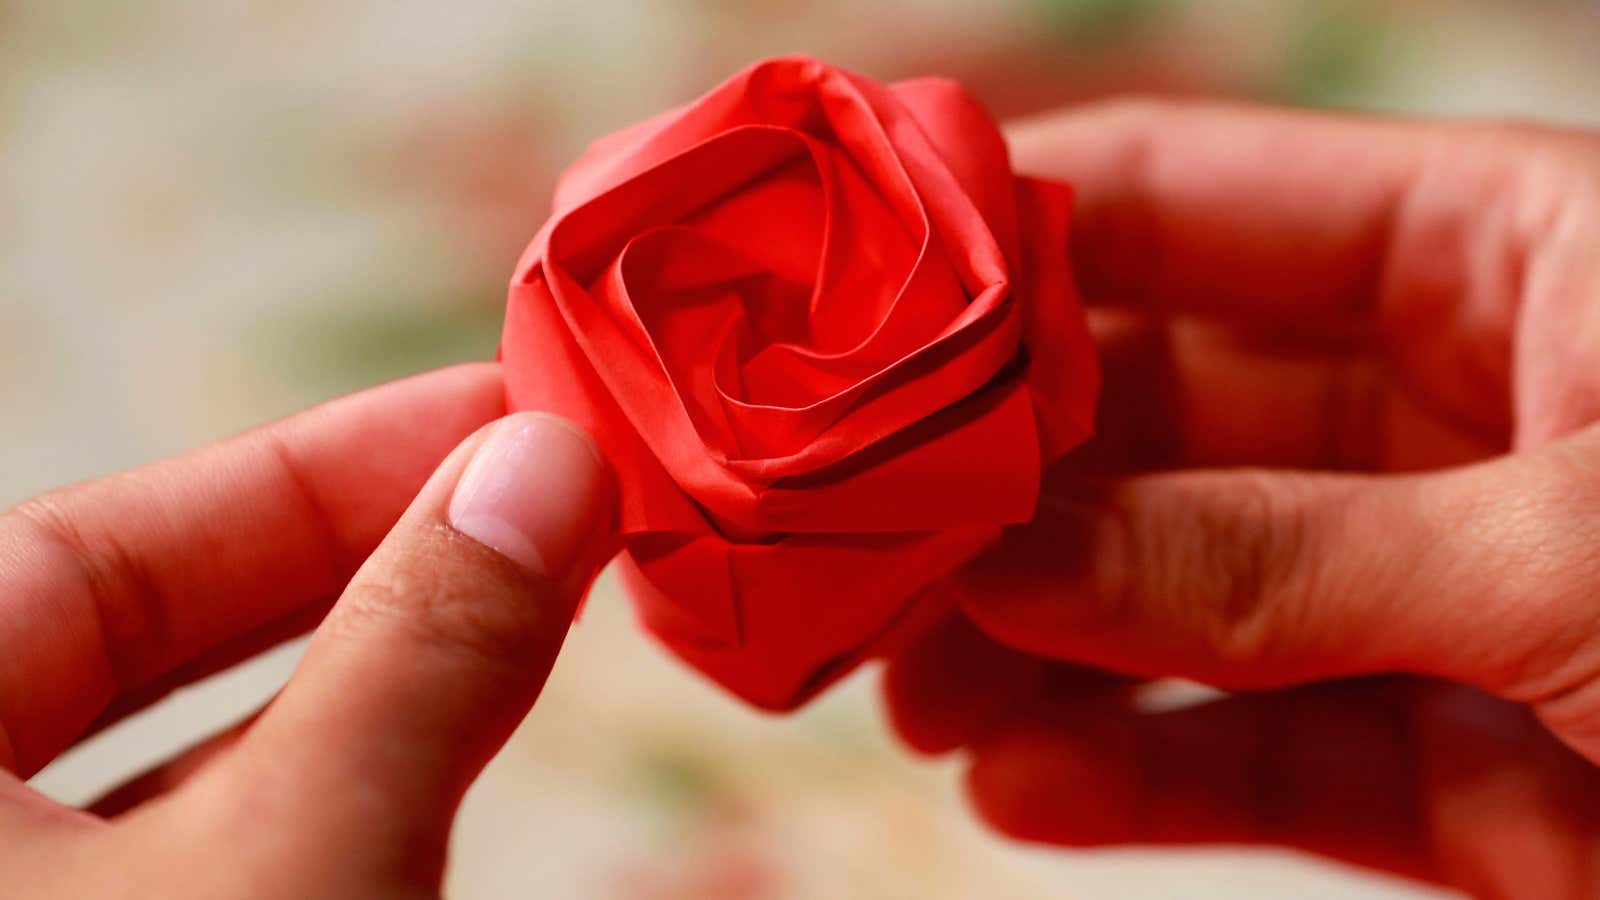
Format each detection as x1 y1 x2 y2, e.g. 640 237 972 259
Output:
262 431 356 590
12 497 169 693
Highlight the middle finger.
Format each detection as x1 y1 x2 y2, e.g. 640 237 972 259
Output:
1082 310 1505 474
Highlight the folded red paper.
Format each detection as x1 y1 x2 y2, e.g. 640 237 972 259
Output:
500 56 1099 709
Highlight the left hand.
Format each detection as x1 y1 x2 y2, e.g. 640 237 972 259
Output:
0 363 614 898
884 100 1600 897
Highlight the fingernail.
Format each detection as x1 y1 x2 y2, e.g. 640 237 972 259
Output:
448 413 610 579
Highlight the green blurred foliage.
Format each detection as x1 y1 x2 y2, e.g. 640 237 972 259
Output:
629 745 725 822
1274 2 1389 106
1033 0 1168 48
259 287 505 399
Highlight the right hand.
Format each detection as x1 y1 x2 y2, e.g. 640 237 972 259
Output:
1 366 615 898
886 100 1600 898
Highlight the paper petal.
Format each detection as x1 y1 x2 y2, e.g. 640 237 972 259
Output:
624 525 997 709
500 57 1100 711
1014 176 1100 461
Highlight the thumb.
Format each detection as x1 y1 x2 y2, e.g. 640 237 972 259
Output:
954 436 1600 755
217 412 613 884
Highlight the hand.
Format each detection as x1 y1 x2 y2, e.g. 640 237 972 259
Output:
885 100 1600 897
0 364 614 898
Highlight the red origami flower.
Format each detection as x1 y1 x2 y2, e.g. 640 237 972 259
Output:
500 57 1098 709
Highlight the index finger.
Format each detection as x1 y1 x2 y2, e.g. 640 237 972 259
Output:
1008 99 1510 325
0 363 504 775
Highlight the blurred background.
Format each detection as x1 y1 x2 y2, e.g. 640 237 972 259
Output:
5 1 1598 897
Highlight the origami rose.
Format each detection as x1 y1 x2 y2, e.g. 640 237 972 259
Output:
500 57 1098 709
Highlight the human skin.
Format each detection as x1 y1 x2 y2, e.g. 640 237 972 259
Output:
885 100 1600 899
0 364 614 898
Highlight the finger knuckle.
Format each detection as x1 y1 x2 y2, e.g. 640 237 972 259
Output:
5 491 167 687
1148 471 1323 670
331 526 552 671
1461 118 1600 232
1201 473 1311 665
